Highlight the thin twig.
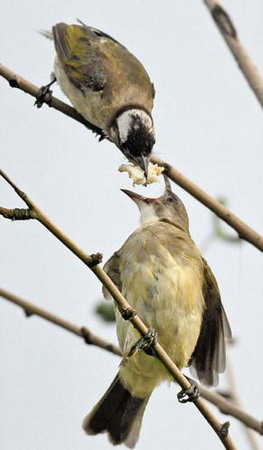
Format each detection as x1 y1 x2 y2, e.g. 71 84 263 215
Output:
151 157 263 253
0 287 121 357
0 169 236 449
200 388 263 438
204 0 263 108
225 357 262 449
0 64 104 137
1 64 262 254
1 285 262 438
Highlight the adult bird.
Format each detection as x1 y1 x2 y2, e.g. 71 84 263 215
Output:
82 176 231 447
37 20 155 175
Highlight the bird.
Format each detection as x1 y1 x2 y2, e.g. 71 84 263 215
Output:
82 176 231 448
37 20 155 175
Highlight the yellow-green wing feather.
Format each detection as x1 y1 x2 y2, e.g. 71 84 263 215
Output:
53 23 106 91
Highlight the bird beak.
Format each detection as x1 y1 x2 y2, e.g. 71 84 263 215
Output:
121 189 147 205
132 155 149 179
163 175 172 195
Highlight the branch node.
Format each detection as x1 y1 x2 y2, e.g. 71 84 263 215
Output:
120 306 137 320
24 309 33 318
0 207 33 221
219 421 230 438
9 77 19 88
211 5 237 38
81 326 92 344
86 252 103 267
12 208 32 220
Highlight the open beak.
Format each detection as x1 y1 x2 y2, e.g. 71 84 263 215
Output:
121 189 147 205
132 154 149 179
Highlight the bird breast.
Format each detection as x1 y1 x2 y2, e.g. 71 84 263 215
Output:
116 223 205 370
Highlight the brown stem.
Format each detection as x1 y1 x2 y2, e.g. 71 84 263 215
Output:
0 64 103 137
0 287 121 356
200 388 263 438
151 157 263 253
1 284 261 440
0 168 237 449
225 358 262 449
204 0 263 109
1 63 263 254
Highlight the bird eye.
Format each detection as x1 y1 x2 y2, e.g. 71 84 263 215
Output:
166 196 174 203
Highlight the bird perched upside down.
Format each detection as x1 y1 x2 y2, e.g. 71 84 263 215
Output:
83 176 231 448
38 20 155 175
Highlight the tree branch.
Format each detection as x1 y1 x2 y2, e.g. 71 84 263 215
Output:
0 287 121 357
0 169 237 449
225 357 262 449
204 0 263 109
199 388 263 438
1 285 262 439
0 64 104 138
1 63 262 254
151 157 263 253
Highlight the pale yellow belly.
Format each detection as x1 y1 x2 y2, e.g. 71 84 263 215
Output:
54 57 109 130
116 254 204 397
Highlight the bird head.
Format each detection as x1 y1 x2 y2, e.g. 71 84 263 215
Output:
110 108 155 177
121 175 190 233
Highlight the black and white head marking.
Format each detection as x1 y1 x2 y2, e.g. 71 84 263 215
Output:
116 109 155 158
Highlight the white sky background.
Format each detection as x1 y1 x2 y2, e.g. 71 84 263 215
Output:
1 1 263 449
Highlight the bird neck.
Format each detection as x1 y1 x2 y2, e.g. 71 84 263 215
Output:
139 204 159 226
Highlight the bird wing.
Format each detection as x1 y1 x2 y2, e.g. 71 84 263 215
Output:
52 22 107 92
190 257 232 386
102 251 122 299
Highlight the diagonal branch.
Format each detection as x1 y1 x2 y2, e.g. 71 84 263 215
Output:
1 63 262 254
1 285 262 438
0 64 104 138
204 0 263 109
224 357 262 449
199 388 263 438
0 287 121 357
0 169 237 449
151 157 263 253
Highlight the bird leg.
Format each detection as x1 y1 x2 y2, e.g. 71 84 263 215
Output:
35 75 56 108
177 376 200 403
128 328 158 358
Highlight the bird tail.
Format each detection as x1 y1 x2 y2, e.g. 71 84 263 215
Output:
82 374 150 448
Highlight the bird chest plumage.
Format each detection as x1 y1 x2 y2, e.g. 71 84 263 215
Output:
117 222 205 370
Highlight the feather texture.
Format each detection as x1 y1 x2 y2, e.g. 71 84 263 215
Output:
52 21 154 132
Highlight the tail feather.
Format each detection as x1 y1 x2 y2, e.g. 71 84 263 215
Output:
83 375 149 448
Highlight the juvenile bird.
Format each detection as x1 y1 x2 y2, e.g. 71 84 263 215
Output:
82 176 231 447
38 21 155 174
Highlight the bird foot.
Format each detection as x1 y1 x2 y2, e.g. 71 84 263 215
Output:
128 328 157 357
177 377 200 403
35 77 56 108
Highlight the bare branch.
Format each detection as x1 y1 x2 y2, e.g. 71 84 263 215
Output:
151 157 263 253
200 388 263 438
0 287 121 357
204 0 263 108
225 358 262 449
1 64 262 254
1 285 262 440
0 169 237 449
0 64 104 137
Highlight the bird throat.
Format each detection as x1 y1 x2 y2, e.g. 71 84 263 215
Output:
139 203 159 226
